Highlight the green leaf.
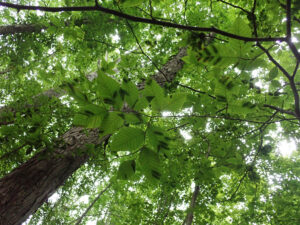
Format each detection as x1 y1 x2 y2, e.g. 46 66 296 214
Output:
121 78 139 107
231 18 252 37
110 127 144 151
151 97 168 112
73 105 108 128
96 71 120 99
229 39 251 58
146 126 170 151
198 44 236 67
99 112 124 136
138 147 162 181
134 97 149 111
164 93 186 112
124 113 144 124
73 114 105 128
143 80 165 100
270 80 281 88
81 104 107 115
268 67 278 81
238 58 266 71
86 115 105 128
117 160 136 180
141 80 168 111
228 100 256 116
65 82 89 104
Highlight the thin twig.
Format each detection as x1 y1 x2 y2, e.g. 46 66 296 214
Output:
167 122 189 131
178 83 216 99
74 182 112 225
217 0 251 14
258 110 279 131
117 5 170 82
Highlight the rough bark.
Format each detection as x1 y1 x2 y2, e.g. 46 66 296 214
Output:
0 48 187 225
0 127 107 225
137 47 187 89
0 24 44 35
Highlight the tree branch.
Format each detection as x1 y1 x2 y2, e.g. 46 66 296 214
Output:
257 44 300 118
285 0 300 62
257 43 291 79
275 0 300 62
0 2 286 42
286 0 291 40
292 61 299 78
287 79 300 118
287 39 300 63
263 104 295 116
228 171 247 201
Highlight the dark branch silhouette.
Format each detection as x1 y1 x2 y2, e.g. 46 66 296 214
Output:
0 2 286 42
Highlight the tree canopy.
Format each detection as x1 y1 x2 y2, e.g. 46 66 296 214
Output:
0 0 300 224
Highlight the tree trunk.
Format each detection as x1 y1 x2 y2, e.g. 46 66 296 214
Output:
0 24 44 35
0 127 108 225
183 185 200 225
0 47 186 225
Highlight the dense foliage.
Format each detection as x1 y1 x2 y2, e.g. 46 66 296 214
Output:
0 0 300 224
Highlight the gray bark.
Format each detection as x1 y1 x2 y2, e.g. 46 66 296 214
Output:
0 47 187 225
0 24 44 35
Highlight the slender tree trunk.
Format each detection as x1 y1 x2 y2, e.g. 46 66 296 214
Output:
74 182 112 225
183 185 200 225
183 144 211 225
0 48 187 225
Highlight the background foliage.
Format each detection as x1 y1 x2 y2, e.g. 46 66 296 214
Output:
0 0 300 224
